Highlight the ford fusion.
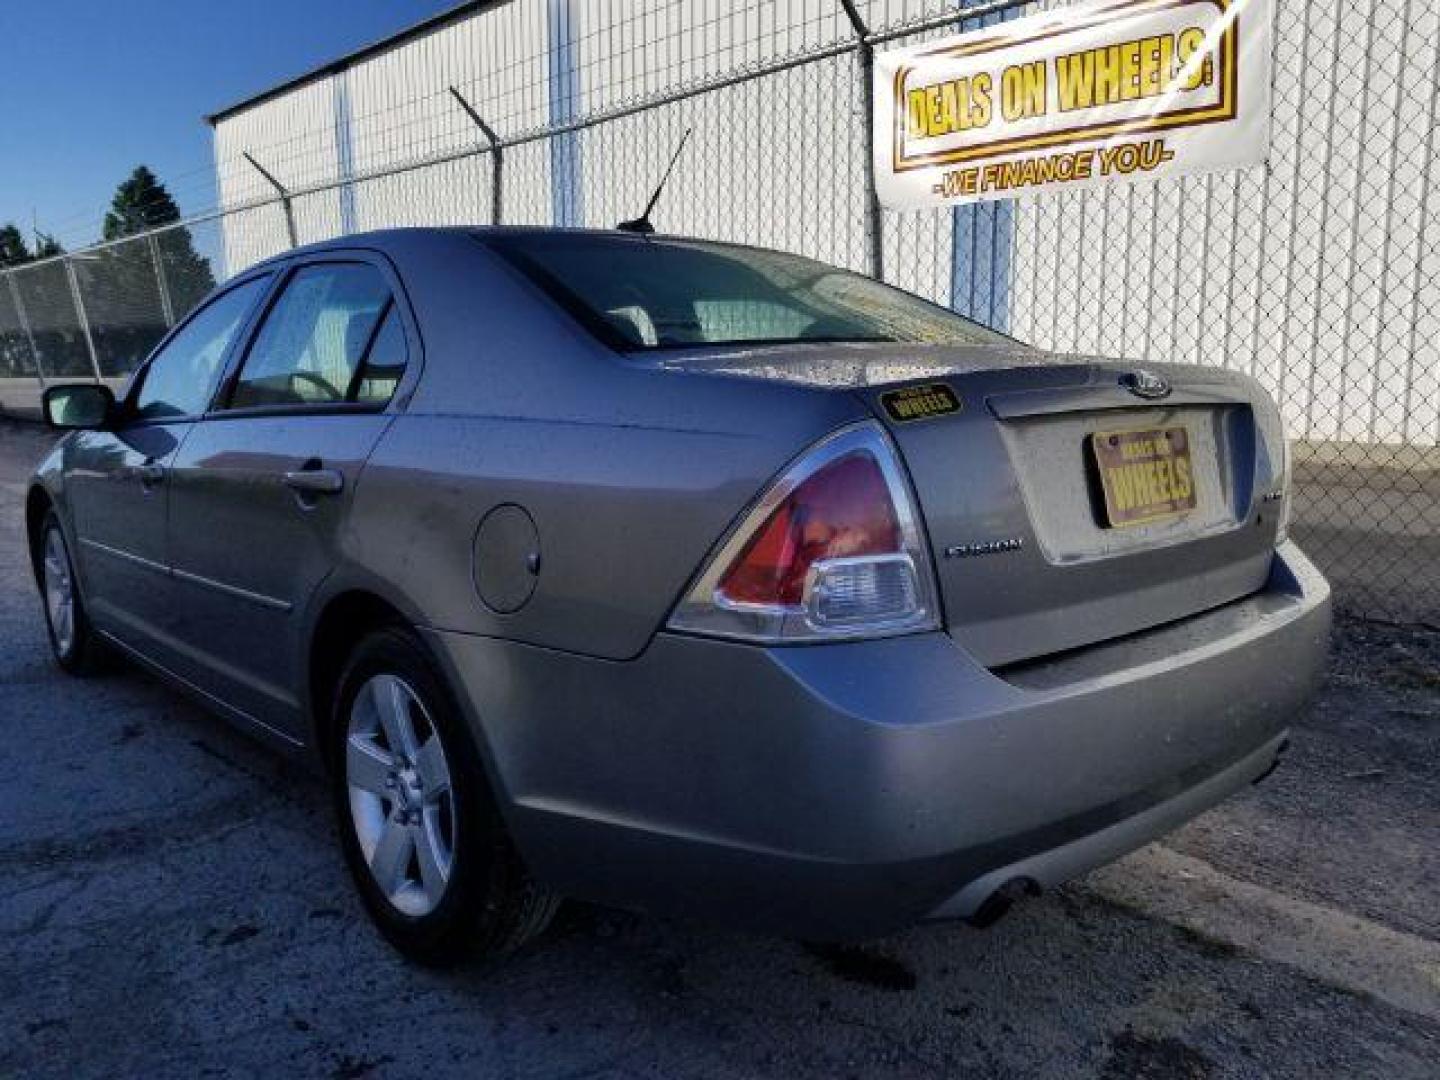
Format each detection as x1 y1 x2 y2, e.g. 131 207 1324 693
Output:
28 228 1330 960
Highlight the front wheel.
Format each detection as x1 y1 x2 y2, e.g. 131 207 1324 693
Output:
330 627 558 964
39 512 105 675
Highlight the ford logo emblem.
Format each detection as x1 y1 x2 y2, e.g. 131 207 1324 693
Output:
1120 370 1171 400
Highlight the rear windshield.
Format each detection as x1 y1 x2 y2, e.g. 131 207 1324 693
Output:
486 234 1009 351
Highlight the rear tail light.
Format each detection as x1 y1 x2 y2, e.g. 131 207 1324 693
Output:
668 422 940 643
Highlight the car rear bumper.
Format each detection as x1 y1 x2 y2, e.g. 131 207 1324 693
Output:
425 541 1331 940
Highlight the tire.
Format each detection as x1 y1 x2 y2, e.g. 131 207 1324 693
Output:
330 626 558 964
38 512 106 676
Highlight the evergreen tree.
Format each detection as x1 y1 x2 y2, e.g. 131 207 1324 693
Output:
103 165 182 239
0 224 34 377
0 223 32 268
103 165 215 315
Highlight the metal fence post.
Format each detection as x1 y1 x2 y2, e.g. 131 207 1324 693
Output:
840 0 884 281
243 151 299 248
5 271 45 386
63 257 104 382
147 232 176 327
449 87 505 225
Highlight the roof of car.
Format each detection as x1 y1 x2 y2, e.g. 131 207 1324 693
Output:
236 226 739 275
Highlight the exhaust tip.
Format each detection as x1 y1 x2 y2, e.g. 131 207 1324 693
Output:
966 876 1041 929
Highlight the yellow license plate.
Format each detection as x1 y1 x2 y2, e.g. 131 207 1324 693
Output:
1090 426 1198 527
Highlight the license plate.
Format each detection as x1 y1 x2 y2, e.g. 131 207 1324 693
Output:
1090 426 1198 527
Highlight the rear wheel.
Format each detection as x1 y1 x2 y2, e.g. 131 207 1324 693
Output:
39 513 105 675
330 627 558 964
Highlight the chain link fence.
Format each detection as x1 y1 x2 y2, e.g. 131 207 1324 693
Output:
0 0 1435 626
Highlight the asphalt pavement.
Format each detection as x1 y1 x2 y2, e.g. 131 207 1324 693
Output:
1 418 1437 1079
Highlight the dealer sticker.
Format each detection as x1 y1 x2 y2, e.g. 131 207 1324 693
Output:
881 383 962 423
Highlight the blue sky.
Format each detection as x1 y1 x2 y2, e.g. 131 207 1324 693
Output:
0 0 450 250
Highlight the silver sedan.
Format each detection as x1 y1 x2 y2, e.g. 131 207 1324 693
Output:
27 228 1331 962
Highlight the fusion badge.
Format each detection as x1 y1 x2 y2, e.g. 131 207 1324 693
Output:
945 538 1024 559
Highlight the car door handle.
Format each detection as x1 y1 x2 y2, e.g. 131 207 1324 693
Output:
282 469 344 496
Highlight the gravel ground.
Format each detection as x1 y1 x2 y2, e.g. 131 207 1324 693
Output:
2 418 1437 1079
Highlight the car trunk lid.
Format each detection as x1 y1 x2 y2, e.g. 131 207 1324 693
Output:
861 360 1284 667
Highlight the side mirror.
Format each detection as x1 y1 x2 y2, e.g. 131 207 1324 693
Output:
43 384 116 431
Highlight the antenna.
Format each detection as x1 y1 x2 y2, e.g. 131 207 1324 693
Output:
616 128 692 235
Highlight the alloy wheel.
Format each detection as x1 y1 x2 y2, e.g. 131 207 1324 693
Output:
345 673 457 917
43 526 76 657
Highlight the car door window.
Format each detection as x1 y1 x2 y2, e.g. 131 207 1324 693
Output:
133 276 268 420
228 263 400 409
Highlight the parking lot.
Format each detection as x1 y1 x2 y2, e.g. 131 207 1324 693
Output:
1 416 1437 1079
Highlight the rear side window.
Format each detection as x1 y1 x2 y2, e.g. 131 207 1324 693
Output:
134 277 268 420
227 263 406 409
353 306 407 404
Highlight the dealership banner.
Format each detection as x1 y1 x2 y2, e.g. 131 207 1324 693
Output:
874 0 1273 209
